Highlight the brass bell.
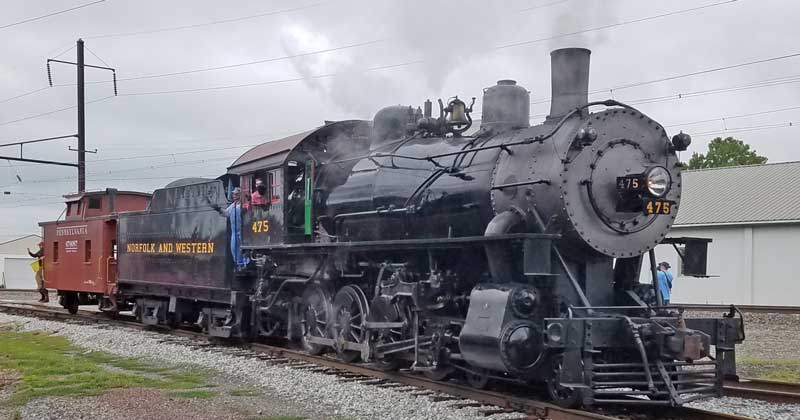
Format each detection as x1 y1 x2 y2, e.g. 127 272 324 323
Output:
448 98 469 126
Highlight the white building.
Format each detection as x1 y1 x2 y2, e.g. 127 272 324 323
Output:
649 162 800 305
0 234 40 289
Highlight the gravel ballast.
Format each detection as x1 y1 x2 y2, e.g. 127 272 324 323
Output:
1 312 799 420
0 313 522 420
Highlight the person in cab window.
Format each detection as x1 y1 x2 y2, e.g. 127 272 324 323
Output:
28 242 48 303
251 178 267 206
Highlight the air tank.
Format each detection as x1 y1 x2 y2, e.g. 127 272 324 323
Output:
480 80 530 134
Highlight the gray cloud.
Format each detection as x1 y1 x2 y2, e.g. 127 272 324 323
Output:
1 0 800 240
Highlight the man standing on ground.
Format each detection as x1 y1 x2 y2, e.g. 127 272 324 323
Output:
27 242 48 303
657 261 673 305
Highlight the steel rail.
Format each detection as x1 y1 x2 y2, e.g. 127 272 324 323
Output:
723 378 800 404
678 303 800 314
0 301 771 420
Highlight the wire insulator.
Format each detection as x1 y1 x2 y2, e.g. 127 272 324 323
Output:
46 61 53 87
112 71 118 95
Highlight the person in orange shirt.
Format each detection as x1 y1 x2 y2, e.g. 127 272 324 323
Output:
251 178 267 206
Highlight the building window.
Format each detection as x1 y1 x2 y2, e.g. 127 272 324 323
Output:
88 197 101 209
53 242 59 262
85 240 91 263
675 246 685 276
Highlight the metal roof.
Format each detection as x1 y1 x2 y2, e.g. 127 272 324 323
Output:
674 161 800 226
227 129 316 173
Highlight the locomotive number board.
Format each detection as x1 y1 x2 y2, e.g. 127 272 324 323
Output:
616 175 646 192
643 198 673 215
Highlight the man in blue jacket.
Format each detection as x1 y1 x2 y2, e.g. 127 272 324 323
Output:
657 261 674 305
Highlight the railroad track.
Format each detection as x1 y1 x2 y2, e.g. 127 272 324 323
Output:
0 300 787 420
677 303 800 314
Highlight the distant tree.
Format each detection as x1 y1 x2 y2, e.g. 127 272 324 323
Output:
687 136 767 170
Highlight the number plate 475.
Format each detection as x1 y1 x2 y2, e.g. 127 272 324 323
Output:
644 199 673 215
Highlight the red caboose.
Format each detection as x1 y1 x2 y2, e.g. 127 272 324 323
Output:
40 189 150 313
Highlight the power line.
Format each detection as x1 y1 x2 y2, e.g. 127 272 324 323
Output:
1 0 739 103
94 39 384 84
607 51 800 94
0 87 53 104
84 2 327 39
109 0 737 97
665 105 800 128
0 95 114 126
518 0 570 13
0 0 105 30
498 0 738 51
83 44 111 68
692 121 795 137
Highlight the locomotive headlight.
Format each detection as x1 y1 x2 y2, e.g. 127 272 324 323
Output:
645 166 671 197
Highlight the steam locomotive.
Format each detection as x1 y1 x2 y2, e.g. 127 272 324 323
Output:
41 48 744 408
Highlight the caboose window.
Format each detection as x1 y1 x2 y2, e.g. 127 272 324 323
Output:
85 240 91 263
88 197 101 209
53 242 59 262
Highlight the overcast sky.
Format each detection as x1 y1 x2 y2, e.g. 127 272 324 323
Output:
1 0 798 240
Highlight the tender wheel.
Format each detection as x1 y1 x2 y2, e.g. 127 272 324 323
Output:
300 284 332 355
546 355 584 408
63 292 79 315
331 285 369 363
465 368 490 389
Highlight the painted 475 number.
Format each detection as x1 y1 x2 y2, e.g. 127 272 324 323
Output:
252 220 269 233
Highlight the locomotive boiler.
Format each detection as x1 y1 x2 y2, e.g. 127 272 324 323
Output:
104 47 744 408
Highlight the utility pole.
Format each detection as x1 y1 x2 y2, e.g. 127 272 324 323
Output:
46 38 116 193
1 39 115 193
77 38 86 192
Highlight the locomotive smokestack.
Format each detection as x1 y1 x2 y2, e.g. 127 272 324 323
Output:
548 48 591 120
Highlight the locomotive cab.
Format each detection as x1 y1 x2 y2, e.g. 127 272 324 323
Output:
227 121 371 248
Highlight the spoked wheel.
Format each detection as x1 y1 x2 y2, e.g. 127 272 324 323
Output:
546 355 583 408
299 284 332 355
465 368 490 389
369 298 412 371
331 285 369 363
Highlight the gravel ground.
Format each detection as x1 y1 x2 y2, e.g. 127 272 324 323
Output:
687 310 800 381
0 313 524 420
687 396 800 420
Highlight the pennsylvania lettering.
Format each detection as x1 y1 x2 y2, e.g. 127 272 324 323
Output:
125 241 215 254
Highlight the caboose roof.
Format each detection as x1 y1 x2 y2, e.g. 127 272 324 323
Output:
62 189 151 201
674 161 800 227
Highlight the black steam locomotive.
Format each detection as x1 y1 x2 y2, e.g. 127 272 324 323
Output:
113 48 744 407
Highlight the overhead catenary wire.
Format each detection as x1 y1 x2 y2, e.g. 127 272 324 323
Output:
84 0 740 97
84 2 327 39
0 0 105 30
0 0 741 104
0 95 115 126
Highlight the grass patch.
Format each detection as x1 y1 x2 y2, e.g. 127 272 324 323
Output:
229 387 261 397
168 389 216 399
0 330 208 406
738 357 800 382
